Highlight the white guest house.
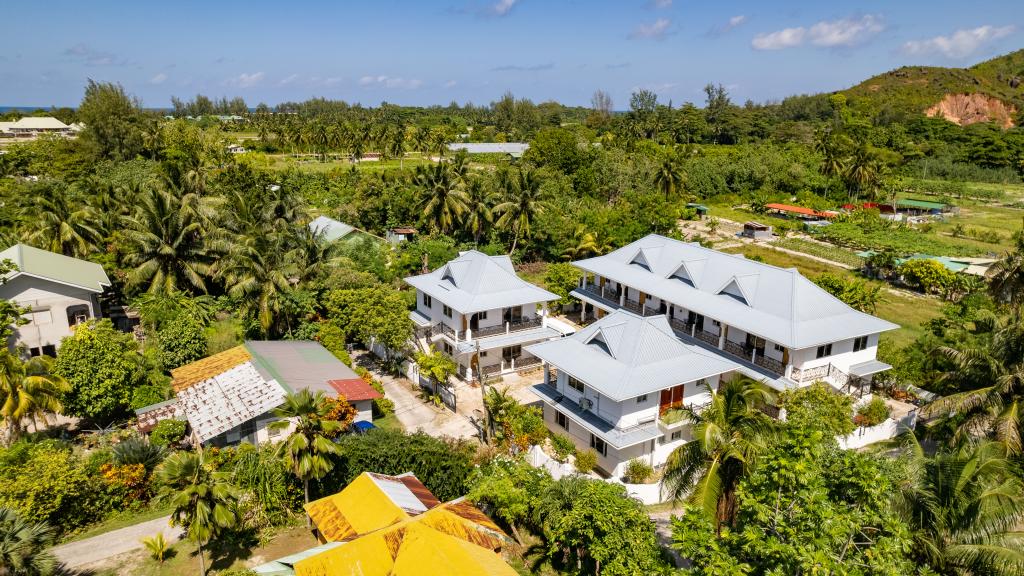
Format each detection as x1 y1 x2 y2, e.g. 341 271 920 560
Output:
404 250 572 380
569 234 898 395
528 311 739 477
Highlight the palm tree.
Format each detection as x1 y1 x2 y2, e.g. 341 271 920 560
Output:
121 187 212 295
389 126 408 169
653 152 685 201
156 451 240 576
495 168 548 255
214 232 297 337
0 507 57 576
562 225 611 260
0 353 68 445
464 179 494 245
416 163 468 234
989 233 1024 309
662 376 776 531
927 314 1024 453
270 390 343 524
894 439 1024 576
22 186 99 258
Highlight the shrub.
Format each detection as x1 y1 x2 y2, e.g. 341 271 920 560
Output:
0 442 106 533
898 259 955 295
624 459 654 484
574 448 598 474
149 420 187 448
156 315 207 370
854 397 891 427
142 533 168 564
779 382 856 436
112 437 166 470
549 433 575 463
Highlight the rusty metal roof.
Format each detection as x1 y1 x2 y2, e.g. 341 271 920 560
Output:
171 345 251 392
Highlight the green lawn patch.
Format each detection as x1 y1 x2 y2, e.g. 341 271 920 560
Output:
770 238 865 267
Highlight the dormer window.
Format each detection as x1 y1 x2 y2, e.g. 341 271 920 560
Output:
586 331 612 356
629 250 651 271
718 279 748 305
670 264 694 287
441 266 456 285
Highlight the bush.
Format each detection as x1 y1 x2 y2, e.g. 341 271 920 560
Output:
149 419 187 448
624 459 654 484
156 315 208 370
779 382 856 436
549 433 575 463
574 448 598 474
855 397 891 427
112 437 166 470
898 259 955 295
0 442 106 533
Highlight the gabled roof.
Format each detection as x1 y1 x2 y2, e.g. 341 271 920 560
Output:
526 310 739 401
305 472 442 542
0 243 110 293
10 117 69 130
308 215 356 242
447 142 529 157
328 378 383 402
573 235 897 349
244 340 359 397
404 250 557 314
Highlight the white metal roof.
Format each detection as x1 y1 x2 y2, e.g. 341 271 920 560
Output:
526 310 739 401
308 216 357 242
404 250 557 314
573 234 897 349
447 142 529 156
10 117 69 130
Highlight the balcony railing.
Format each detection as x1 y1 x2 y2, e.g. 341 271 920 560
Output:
695 330 719 346
723 340 748 359
473 316 543 338
791 364 829 383
754 354 785 375
622 298 644 315
574 285 621 309
668 317 693 336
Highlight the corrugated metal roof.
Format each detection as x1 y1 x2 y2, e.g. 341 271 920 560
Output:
447 142 529 156
245 340 359 396
308 216 357 242
176 361 288 442
305 472 443 542
897 198 947 210
0 243 110 292
573 234 897 349
527 310 738 401
404 250 557 314
171 346 252 392
10 117 69 130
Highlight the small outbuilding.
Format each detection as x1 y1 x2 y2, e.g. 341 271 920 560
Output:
741 221 773 241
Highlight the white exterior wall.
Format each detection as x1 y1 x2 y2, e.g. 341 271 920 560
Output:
0 276 100 352
790 333 879 374
353 399 373 423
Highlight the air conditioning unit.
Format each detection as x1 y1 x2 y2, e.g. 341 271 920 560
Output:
578 397 593 411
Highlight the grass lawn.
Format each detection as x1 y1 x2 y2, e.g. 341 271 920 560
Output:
267 155 433 173
721 244 940 348
63 503 174 543
121 524 317 576
373 412 403 432
770 237 864 267
706 203 757 224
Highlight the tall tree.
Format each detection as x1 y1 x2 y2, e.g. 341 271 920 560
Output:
22 185 99 258
0 354 67 445
156 451 241 576
894 439 1024 576
77 80 146 161
653 151 686 201
494 168 548 255
463 178 494 245
989 232 1024 309
662 376 776 530
415 163 467 234
270 390 343 524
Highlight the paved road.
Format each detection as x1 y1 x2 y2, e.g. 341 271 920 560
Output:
51 515 182 569
372 366 479 439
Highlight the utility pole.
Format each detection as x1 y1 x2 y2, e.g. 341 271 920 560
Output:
476 340 490 444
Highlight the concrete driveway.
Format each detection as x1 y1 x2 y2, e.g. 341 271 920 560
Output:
51 515 182 569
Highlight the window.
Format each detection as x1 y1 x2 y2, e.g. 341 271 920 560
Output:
422 293 432 308
711 319 721 327
853 335 869 352
773 343 785 353
568 376 585 393
636 394 648 404
480 351 488 357
816 343 833 359
442 341 453 355
590 434 607 457
41 345 56 357
442 305 452 318
502 345 521 363
477 310 488 320
555 411 567 429
670 431 682 441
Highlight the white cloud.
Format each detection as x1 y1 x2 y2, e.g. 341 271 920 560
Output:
752 27 805 50
752 15 883 50
357 75 423 89
226 72 265 88
727 15 747 29
902 25 1015 59
652 0 672 8
443 80 458 88
491 0 517 16
278 74 299 86
630 18 672 40
64 43 131 66
149 72 168 85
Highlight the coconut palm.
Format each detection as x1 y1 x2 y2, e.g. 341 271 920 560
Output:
894 438 1024 576
661 376 777 530
121 186 213 295
495 168 548 255
653 152 685 201
0 507 57 576
562 225 612 260
214 232 297 337
156 451 241 576
0 353 68 445
416 163 468 234
21 185 99 258
927 314 1024 454
389 126 408 169
464 178 495 245
989 233 1024 309
270 390 343 524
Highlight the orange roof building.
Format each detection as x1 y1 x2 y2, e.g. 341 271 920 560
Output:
253 472 516 576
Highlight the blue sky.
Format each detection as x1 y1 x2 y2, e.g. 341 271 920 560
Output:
1 0 1021 108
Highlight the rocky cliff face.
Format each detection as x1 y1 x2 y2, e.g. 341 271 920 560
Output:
925 93 1017 128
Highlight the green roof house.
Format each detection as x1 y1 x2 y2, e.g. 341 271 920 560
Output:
0 244 110 356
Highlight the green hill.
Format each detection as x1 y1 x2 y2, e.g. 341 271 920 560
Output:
841 49 1024 121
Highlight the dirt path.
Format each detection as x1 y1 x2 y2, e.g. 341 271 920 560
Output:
51 515 181 569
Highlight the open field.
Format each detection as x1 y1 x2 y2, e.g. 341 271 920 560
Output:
266 154 434 173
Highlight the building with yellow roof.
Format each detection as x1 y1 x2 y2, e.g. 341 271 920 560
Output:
253 472 516 576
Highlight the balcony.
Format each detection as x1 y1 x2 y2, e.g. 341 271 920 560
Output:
572 284 621 310
695 330 718 346
668 317 694 336
754 354 785 375
473 316 543 338
533 384 662 449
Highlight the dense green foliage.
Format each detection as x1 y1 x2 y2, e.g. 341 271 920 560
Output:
778 382 856 436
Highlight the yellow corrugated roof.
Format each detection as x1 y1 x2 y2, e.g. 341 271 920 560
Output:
171 345 251 392
294 521 517 576
305 474 411 542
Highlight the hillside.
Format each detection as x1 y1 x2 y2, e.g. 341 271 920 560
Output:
842 48 1024 124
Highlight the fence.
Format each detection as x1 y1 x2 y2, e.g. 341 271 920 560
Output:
837 410 918 450
526 446 670 504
